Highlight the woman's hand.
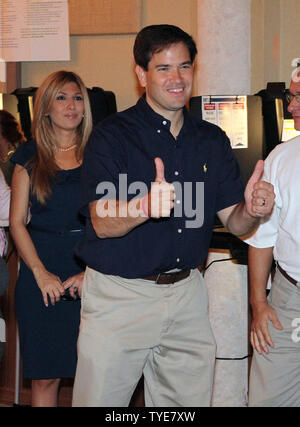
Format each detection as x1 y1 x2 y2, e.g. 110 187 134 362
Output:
63 272 85 299
33 267 65 307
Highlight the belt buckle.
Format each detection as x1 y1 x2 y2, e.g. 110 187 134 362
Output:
155 272 177 285
155 273 162 284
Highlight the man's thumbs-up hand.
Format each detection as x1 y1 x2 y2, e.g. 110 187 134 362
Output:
154 157 166 183
245 160 275 217
142 157 175 218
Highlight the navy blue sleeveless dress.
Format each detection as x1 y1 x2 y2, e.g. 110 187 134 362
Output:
11 141 84 379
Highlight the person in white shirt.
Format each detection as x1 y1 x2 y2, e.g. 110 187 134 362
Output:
0 109 25 362
0 169 10 255
0 110 25 256
247 71 300 407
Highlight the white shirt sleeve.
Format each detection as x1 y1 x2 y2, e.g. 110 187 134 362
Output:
0 169 11 227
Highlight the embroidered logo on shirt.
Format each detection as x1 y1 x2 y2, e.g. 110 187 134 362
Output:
203 163 207 173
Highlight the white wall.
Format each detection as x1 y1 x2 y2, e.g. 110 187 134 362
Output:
20 0 198 111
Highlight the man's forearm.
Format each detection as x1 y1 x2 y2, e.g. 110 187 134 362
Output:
90 198 148 238
223 202 261 236
248 245 274 307
90 173 175 239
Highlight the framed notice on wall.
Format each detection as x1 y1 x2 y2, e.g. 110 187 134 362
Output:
201 96 248 149
0 0 70 62
69 0 142 35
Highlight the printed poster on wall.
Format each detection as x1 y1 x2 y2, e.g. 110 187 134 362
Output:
0 0 70 62
202 96 248 149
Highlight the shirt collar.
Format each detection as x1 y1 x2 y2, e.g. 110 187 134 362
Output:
136 94 190 134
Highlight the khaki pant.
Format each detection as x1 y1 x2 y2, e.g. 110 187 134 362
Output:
72 268 216 407
249 268 300 407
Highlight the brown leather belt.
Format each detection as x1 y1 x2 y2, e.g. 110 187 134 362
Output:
143 269 190 285
277 263 297 286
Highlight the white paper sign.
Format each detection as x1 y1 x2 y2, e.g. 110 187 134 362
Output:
202 95 248 149
0 0 70 62
0 60 6 83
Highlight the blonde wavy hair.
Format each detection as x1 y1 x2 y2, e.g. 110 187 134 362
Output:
30 70 93 204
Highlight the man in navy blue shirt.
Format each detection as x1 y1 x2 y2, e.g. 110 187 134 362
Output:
72 25 275 407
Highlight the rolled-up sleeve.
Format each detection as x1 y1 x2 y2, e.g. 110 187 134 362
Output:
215 130 245 212
79 124 126 218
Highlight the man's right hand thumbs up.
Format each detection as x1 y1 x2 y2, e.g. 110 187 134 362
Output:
142 157 175 218
154 157 166 183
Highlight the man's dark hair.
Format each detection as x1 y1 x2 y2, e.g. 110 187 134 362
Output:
133 24 197 70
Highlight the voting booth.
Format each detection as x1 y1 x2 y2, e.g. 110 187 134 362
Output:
189 94 261 406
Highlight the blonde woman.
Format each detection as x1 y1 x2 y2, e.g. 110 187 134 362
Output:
9 71 92 406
